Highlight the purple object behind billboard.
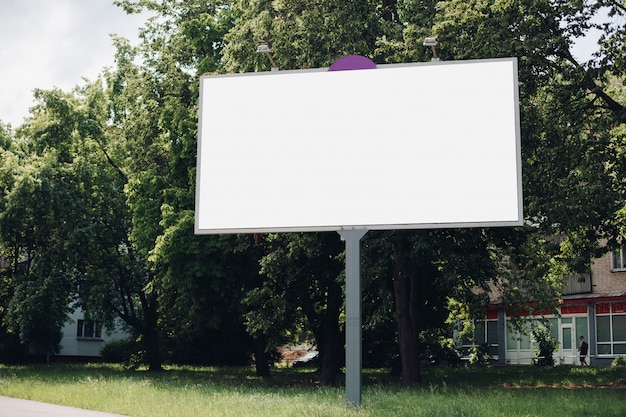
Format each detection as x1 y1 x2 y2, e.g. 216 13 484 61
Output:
328 55 377 71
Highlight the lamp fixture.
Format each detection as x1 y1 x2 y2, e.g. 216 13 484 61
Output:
256 43 278 71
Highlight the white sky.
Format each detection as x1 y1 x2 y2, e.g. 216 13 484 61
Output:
0 0 148 127
0 1 606 129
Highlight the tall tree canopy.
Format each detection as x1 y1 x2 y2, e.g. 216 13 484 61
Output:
431 0 626 280
0 84 127 359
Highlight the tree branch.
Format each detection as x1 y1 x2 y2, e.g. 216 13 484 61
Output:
558 47 626 121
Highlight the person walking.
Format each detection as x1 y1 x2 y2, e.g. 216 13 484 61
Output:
578 335 589 366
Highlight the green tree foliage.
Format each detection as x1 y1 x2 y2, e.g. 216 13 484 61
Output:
532 324 557 366
109 0 254 369
222 0 381 72
0 86 121 360
431 0 625 314
362 229 502 383
434 0 626 235
220 0 405 383
245 232 345 384
0 122 27 362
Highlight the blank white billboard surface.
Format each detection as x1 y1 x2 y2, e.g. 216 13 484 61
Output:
195 58 522 234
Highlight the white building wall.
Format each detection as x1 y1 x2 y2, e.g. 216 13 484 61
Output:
58 308 130 357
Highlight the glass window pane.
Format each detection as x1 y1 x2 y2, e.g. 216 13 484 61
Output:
474 321 485 343
576 317 588 342
597 316 611 342
614 344 626 354
562 327 572 350
613 249 624 269
597 344 612 355
489 345 499 356
84 321 94 338
548 318 558 341
561 318 572 324
518 322 531 350
612 315 626 341
76 320 84 337
507 324 518 351
487 321 499 345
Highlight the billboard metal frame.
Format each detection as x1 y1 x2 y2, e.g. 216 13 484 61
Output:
195 58 523 235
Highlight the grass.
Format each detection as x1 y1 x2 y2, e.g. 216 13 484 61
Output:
0 364 625 417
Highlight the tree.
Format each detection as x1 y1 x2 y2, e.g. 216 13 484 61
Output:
532 324 557 366
0 122 26 363
222 0 381 72
0 86 123 361
423 0 626 372
361 228 501 384
431 0 625 291
220 0 510 386
220 0 400 384
244 232 346 384
107 0 253 369
114 0 390 379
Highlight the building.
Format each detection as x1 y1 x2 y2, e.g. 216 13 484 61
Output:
462 245 626 366
57 307 129 360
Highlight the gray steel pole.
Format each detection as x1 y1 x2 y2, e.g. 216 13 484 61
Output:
338 229 368 407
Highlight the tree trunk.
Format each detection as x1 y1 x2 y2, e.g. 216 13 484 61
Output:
253 336 270 377
143 327 163 371
311 284 343 386
140 293 163 372
392 236 421 385
318 317 342 385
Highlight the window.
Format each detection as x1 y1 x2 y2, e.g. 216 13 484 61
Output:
507 319 558 352
575 317 588 344
507 320 531 351
459 319 499 358
611 246 626 271
77 319 102 339
596 303 626 355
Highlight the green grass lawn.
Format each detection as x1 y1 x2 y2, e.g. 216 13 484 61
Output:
0 364 625 417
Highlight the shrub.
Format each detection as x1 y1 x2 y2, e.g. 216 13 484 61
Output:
532 326 557 367
419 331 462 368
100 339 137 364
611 356 626 367
0 331 26 364
468 343 491 367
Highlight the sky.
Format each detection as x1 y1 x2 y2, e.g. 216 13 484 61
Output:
0 0 149 127
0 1 607 129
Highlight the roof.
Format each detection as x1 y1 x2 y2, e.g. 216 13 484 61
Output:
561 292 626 304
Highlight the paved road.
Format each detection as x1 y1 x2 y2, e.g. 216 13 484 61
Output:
0 396 129 417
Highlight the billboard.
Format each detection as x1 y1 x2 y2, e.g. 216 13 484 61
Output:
195 58 522 234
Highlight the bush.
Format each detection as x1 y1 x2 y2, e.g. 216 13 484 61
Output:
100 339 137 364
420 334 462 368
0 331 26 364
532 326 557 367
611 356 626 367
468 343 492 367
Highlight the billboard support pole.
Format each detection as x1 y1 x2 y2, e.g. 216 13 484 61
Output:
338 229 368 407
